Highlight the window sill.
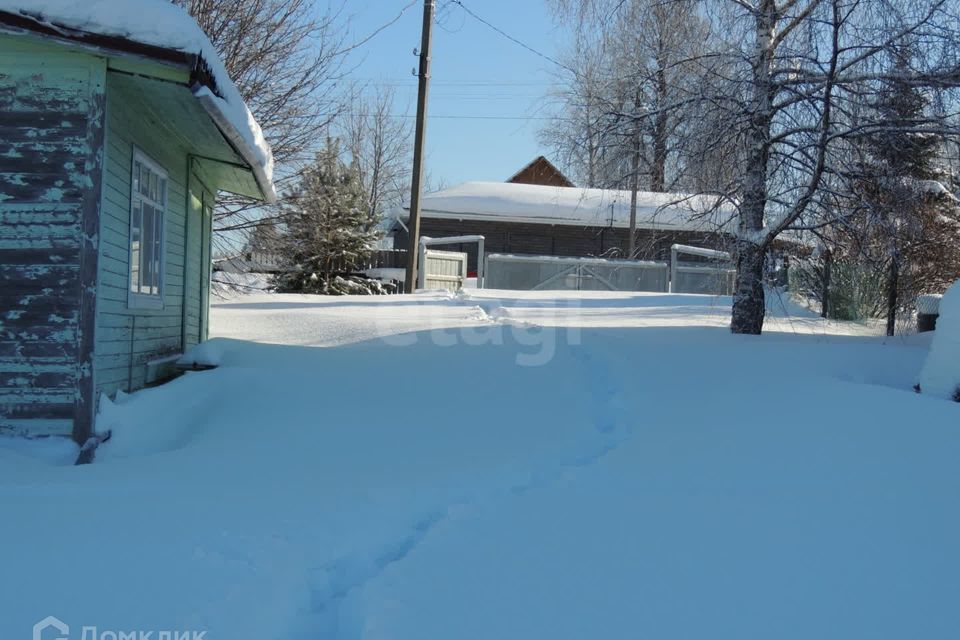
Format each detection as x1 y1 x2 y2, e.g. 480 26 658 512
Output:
128 293 165 310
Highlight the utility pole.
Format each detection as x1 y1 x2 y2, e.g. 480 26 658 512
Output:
404 0 436 293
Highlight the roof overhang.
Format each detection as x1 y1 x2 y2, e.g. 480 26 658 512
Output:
192 86 276 203
0 9 192 66
0 10 276 203
107 73 265 201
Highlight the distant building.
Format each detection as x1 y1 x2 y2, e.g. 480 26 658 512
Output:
506 156 575 188
394 181 733 272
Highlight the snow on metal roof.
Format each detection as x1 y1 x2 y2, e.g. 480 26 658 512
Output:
401 181 734 232
0 0 276 202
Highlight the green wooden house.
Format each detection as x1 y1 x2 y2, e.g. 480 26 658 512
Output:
0 2 276 444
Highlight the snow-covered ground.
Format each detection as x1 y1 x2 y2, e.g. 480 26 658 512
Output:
209 288 883 348
2 290 957 640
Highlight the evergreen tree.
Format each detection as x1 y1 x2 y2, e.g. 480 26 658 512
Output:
245 219 281 258
274 143 381 294
843 48 960 334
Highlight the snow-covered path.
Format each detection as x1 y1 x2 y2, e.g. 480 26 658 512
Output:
1 291 957 640
322 324 958 640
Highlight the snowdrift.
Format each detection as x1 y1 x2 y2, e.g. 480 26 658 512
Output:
920 279 960 400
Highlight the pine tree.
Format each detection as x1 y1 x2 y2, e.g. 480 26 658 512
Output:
244 219 281 262
844 48 960 334
274 143 381 293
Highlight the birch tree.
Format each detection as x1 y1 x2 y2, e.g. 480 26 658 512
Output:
539 22 614 187
341 87 413 225
543 0 711 192
547 0 960 333
694 0 960 334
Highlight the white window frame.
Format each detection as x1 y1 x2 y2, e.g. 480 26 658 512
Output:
127 148 168 310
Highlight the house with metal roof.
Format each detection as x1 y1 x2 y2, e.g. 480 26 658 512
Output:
393 179 735 272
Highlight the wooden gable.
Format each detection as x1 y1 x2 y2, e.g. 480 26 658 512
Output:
506 156 574 188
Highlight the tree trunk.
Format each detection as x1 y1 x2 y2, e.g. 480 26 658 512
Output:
628 88 642 258
732 241 766 334
731 0 775 336
821 249 832 319
651 64 668 193
886 254 899 337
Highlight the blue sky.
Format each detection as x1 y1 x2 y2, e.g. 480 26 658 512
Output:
342 1 565 187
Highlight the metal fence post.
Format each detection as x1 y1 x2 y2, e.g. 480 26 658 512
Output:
477 237 485 289
670 246 678 293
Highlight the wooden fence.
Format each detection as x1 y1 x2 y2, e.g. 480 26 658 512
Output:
362 250 408 270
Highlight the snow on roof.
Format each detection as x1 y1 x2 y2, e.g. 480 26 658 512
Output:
400 181 734 232
0 0 276 202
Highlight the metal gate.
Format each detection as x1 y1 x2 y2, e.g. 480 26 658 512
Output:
485 254 669 292
669 244 736 295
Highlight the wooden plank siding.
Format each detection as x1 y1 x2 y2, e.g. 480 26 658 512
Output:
181 177 211 349
1 34 244 439
404 218 733 273
0 37 105 439
93 71 208 398
199 196 213 341
507 157 574 188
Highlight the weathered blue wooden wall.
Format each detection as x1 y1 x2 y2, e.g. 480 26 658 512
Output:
0 35 104 440
94 73 213 399
0 33 243 440
183 180 211 349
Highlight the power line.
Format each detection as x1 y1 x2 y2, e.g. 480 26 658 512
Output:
449 0 575 75
340 0 420 54
421 113 561 120
357 80 562 87
341 113 568 121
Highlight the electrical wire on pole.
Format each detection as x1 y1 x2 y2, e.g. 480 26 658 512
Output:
404 0 436 293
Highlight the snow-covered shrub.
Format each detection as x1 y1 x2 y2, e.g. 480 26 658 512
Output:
275 273 394 296
327 275 391 296
789 258 888 320
919 280 960 400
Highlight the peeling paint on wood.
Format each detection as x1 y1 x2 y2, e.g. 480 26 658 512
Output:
0 341 76 359
0 48 103 440
74 82 104 444
0 247 81 265
2 36 238 436
0 371 75 389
